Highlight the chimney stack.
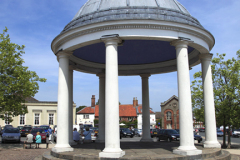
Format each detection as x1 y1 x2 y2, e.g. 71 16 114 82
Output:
91 95 95 107
133 97 138 107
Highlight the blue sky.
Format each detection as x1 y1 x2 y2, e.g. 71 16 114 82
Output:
0 0 239 112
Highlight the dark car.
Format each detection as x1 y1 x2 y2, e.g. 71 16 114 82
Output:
157 129 180 142
20 127 32 137
120 128 134 138
31 128 47 142
150 129 158 138
17 126 24 132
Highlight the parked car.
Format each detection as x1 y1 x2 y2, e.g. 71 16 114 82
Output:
20 126 32 137
32 126 40 129
120 128 134 138
137 129 142 137
217 129 224 137
150 129 158 138
2 128 21 143
232 129 240 138
30 128 47 142
157 129 179 142
39 125 50 136
17 126 23 132
199 128 205 132
175 129 202 143
0 125 13 136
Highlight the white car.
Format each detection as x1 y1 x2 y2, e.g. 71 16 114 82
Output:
232 129 240 137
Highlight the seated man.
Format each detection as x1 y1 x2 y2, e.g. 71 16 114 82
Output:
83 127 92 143
24 132 33 148
73 128 81 143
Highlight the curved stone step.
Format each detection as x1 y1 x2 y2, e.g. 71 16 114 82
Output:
42 151 67 160
204 150 231 160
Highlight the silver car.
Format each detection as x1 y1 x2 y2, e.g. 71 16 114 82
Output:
2 128 21 143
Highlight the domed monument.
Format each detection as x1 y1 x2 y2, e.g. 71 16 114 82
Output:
52 0 220 158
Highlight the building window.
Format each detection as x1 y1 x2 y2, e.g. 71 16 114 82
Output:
128 117 133 121
166 111 172 120
5 114 9 125
83 115 89 119
119 117 122 121
35 113 40 125
20 115 25 125
49 114 54 125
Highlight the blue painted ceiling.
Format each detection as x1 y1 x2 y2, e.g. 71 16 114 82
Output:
73 40 194 65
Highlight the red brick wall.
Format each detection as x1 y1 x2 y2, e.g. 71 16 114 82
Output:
164 109 174 129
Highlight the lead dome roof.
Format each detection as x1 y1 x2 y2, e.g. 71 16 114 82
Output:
62 0 203 33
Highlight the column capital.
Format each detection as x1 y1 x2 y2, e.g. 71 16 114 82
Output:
170 40 190 49
97 73 105 78
140 74 151 78
56 51 72 59
199 53 213 61
101 34 122 46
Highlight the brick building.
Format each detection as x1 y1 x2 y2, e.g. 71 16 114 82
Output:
76 96 155 129
161 95 203 129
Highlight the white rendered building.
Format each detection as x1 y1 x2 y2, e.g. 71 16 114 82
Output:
51 0 220 158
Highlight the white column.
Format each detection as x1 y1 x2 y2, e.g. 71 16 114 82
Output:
140 74 153 142
200 54 221 148
171 40 201 156
52 52 74 153
96 73 105 143
68 68 76 145
99 35 125 158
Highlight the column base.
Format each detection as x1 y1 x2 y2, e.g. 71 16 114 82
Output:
173 149 202 156
99 150 125 158
140 138 153 142
52 144 74 153
204 141 221 148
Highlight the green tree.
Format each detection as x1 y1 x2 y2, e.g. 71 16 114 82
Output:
0 27 46 122
191 50 240 148
156 119 161 127
94 119 99 127
76 105 87 113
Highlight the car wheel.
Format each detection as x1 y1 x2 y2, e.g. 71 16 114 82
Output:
130 136 133 138
2 140 4 143
198 140 201 143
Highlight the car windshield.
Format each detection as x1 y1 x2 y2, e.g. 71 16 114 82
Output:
31 129 45 133
84 125 93 128
234 129 240 131
122 128 130 132
5 128 19 133
22 127 32 130
167 130 178 134
40 126 49 130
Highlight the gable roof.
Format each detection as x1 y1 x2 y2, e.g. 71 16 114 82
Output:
77 104 154 117
161 95 178 106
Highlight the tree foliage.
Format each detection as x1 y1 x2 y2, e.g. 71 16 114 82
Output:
191 50 240 148
0 27 46 122
76 105 87 113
